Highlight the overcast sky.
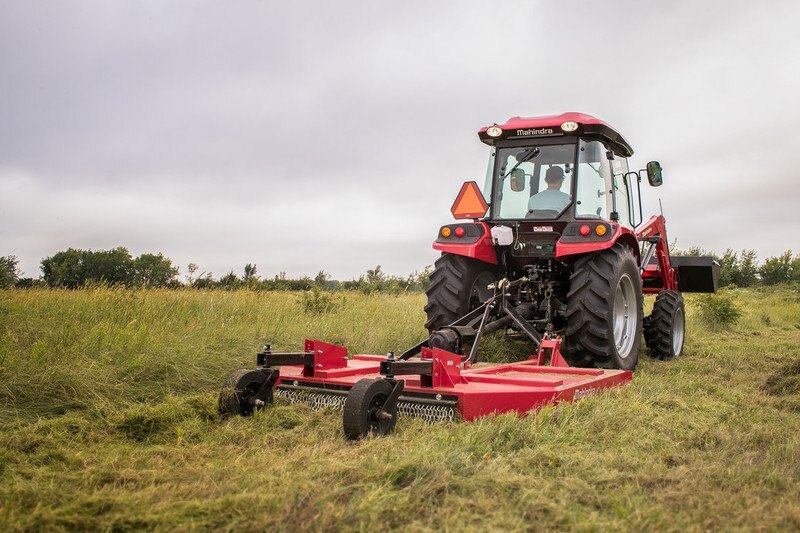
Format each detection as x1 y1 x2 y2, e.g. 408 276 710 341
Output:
2 1 799 280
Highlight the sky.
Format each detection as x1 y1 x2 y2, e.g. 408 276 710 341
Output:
1 0 799 280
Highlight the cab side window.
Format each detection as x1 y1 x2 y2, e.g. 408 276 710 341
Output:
576 140 613 220
611 155 632 227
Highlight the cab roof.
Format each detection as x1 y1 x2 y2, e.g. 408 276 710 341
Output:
478 112 634 157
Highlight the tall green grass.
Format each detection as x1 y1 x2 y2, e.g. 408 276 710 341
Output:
1 287 799 531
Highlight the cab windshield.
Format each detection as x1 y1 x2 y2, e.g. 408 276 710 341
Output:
490 143 576 220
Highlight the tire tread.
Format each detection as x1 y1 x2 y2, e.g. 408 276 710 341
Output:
644 290 684 360
563 244 643 370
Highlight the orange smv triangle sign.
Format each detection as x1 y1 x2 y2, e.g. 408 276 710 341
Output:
450 181 488 219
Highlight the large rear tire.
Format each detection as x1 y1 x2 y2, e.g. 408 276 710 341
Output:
424 253 497 333
563 244 643 370
644 290 685 360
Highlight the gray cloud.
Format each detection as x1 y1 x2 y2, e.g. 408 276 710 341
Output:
2 0 799 279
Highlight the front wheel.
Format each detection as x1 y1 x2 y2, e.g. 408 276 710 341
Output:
563 244 643 370
644 290 685 360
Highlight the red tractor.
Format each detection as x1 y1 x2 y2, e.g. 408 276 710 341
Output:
219 112 719 439
423 112 718 370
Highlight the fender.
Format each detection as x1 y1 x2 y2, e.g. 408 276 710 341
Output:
432 222 498 265
555 222 641 263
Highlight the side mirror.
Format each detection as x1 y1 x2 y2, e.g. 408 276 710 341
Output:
646 161 663 187
510 168 526 192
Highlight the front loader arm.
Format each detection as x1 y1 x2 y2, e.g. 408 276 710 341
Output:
636 215 678 293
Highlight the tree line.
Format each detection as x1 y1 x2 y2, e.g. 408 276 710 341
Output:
1 246 799 291
0 248 431 293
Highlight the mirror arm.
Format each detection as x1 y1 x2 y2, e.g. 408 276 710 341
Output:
625 171 644 228
623 174 633 227
636 175 644 227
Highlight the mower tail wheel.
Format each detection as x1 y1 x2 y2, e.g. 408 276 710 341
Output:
218 369 272 418
644 289 685 360
343 379 398 440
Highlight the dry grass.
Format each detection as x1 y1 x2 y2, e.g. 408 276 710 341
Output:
1 286 799 531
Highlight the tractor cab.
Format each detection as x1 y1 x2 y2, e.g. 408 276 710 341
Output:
478 113 652 228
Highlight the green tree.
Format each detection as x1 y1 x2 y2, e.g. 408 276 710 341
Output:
218 271 240 289
132 253 179 287
244 263 258 281
410 265 432 291
41 247 177 288
0 255 20 288
192 272 215 289
760 251 793 285
734 249 758 287
366 265 385 284
41 248 88 288
269 272 290 291
793 254 800 282
81 247 134 285
718 249 738 287
314 270 330 289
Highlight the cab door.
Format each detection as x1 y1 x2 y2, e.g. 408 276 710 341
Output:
611 154 641 227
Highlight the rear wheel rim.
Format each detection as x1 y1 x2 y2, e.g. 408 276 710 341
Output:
672 307 685 356
613 273 637 359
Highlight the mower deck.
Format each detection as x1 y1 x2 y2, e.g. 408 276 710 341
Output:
269 340 632 422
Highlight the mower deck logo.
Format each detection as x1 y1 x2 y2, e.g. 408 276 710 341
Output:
573 387 597 399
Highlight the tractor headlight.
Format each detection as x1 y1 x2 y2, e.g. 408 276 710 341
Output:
486 126 503 138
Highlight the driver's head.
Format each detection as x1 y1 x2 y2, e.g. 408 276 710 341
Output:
544 166 565 187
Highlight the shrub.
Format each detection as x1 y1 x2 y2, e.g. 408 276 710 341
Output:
301 286 339 315
697 292 742 329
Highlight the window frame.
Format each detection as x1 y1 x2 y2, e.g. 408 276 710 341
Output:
575 139 617 222
488 137 579 221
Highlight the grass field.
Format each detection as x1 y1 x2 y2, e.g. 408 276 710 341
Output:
1 287 799 531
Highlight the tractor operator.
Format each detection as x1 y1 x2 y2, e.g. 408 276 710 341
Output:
528 166 571 213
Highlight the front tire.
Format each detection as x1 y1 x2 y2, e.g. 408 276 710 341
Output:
644 290 685 360
424 253 497 333
564 244 643 370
